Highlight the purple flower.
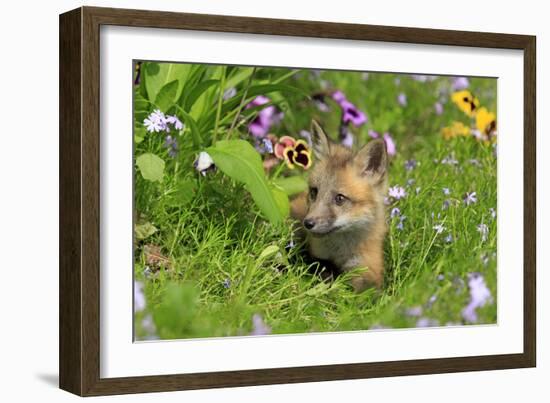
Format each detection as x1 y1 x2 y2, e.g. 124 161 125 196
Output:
222 278 231 289
462 273 493 323
477 223 489 242
390 207 401 218
312 94 330 112
134 281 146 313
443 188 451 195
368 129 380 139
434 102 444 115
489 208 497 220
406 306 423 317
332 91 367 127
445 234 454 243
396 215 406 230
251 314 271 335
442 199 451 210
388 186 406 200
433 223 445 234
246 96 283 138
144 109 167 133
404 159 417 171
299 130 313 147
416 318 439 327
463 192 478 206
339 124 354 148
383 132 396 156
452 76 470 90
397 92 407 106
340 100 367 127
166 115 184 131
163 135 178 158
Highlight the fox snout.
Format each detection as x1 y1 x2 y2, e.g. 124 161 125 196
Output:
302 214 336 235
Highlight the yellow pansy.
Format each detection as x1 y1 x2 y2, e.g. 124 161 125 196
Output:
451 90 480 117
442 121 471 140
475 107 496 135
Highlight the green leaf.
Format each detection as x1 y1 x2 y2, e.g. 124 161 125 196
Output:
167 179 197 207
143 62 191 103
174 106 202 148
270 183 290 217
272 176 308 196
258 244 281 261
134 222 158 240
136 153 165 182
206 140 285 224
134 126 146 144
154 80 179 111
183 79 220 111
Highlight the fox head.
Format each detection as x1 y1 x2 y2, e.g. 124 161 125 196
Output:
303 121 388 236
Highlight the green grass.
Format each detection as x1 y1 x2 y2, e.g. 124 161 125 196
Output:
133 65 497 340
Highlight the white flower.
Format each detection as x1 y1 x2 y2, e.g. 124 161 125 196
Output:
194 152 215 176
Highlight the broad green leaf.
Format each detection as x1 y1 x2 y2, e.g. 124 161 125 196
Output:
270 184 290 218
134 222 157 240
183 79 220 111
167 179 197 207
143 62 191 103
272 176 308 196
154 80 179 111
136 153 165 182
206 140 285 224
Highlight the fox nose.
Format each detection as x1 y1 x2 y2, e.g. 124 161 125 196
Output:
303 218 316 230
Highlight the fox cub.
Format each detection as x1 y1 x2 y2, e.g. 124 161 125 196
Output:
291 121 388 292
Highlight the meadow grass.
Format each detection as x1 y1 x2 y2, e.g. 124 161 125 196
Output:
133 66 497 340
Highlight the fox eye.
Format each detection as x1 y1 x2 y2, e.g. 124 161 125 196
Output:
334 194 347 206
309 187 318 200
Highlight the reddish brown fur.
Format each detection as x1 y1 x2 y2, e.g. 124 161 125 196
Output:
291 122 388 292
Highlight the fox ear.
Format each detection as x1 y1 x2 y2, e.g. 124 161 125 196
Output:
355 139 388 184
310 120 330 159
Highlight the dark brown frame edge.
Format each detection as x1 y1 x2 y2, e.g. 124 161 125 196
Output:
59 6 536 397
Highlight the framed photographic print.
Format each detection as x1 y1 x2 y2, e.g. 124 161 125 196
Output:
59 6 536 396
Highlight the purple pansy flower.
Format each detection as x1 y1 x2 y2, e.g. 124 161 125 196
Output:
332 91 367 127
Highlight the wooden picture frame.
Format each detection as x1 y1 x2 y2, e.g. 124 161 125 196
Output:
59 6 536 396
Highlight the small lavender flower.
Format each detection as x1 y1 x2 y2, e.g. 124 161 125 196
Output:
442 199 451 210
441 155 459 165
404 159 417 171
397 92 407 107
388 186 407 200
489 208 497 220
463 192 478 206
134 281 146 313
299 130 313 147
428 294 438 307
331 91 367 127
383 132 396 156
452 76 470 90
434 102 444 115
246 95 283 138
368 129 379 139
390 207 401 218
405 306 423 317
339 124 354 148
396 215 406 230
462 273 493 323
166 115 184 131
194 151 215 176
477 223 489 242
443 188 451 195
444 234 453 243
416 318 440 327
144 109 167 133
250 314 271 335
222 278 231 289
433 223 445 234
164 135 178 158
223 87 237 100
437 274 445 281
